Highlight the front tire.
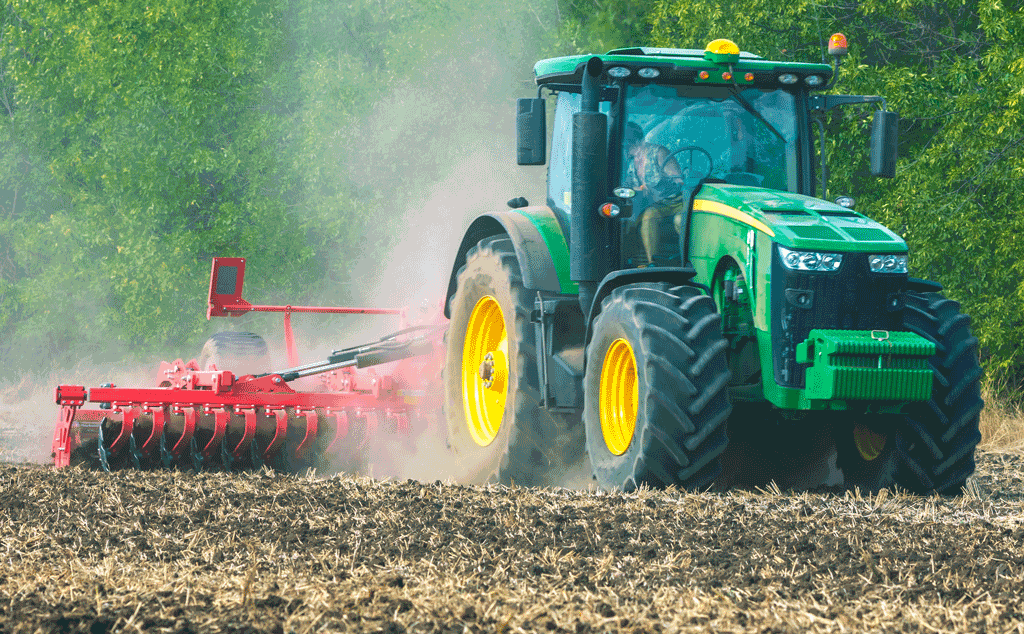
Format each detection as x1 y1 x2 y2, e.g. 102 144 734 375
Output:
836 291 983 494
443 236 584 486
583 283 732 491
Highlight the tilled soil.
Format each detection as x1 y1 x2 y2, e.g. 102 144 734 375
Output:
1 451 1023 633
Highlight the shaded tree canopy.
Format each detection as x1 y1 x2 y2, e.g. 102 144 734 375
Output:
1 0 1022 393
0 0 550 375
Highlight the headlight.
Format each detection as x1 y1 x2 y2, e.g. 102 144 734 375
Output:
868 254 908 273
778 245 843 272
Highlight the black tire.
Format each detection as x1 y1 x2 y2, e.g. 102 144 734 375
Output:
836 291 984 494
583 283 732 491
443 236 585 486
198 331 270 376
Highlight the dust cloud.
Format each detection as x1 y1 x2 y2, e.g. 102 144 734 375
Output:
271 11 558 485
2 2 566 485
323 44 552 484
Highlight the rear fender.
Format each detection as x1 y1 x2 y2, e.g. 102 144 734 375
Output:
444 207 576 317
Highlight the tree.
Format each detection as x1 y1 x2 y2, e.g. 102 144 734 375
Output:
0 0 560 378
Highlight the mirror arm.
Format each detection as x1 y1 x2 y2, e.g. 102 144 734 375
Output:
809 94 887 113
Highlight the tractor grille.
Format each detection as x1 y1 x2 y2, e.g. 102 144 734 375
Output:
770 250 907 389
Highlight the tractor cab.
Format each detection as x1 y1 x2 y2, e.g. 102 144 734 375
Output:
550 80 802 210
522 40 835 271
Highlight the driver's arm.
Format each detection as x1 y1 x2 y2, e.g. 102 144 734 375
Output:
656 146 683 180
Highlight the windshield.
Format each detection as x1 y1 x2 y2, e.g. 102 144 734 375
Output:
622 84 798 198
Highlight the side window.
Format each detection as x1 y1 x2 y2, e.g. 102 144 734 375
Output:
547 92 579 214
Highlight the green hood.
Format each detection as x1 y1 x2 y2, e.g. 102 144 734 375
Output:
695 184 906 253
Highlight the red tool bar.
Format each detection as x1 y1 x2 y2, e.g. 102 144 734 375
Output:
207 257 401 318
63 384 406 411
218 303 402 315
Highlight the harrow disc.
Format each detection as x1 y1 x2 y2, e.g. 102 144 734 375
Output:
65 407 344 475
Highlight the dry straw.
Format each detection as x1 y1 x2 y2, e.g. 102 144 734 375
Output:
1 451 1023 633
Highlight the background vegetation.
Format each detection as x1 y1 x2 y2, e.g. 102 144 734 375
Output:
1 0 1021 396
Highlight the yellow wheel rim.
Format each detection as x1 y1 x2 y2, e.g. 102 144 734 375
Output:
462 295 508 446
853 423 887 462
599 338 639 455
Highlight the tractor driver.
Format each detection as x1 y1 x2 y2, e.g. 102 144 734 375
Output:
623 122 686 265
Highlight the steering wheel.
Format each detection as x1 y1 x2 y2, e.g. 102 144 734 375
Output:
666 146 714 180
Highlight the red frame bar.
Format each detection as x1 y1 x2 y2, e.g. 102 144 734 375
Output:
208 257 403 317
206 256 402 367
77 382 411 410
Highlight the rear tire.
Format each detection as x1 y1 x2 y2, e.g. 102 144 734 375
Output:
583 283 731 491
836 291 983 494
198 331 270 376
443 236 584 486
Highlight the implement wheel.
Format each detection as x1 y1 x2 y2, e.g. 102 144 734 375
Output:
584 283 731 491
837 291 983 494
199 331 269 376
443 236 584 486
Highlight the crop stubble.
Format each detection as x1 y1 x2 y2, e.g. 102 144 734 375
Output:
1 451 1023 633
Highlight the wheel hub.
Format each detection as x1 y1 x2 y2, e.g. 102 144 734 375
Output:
478 350 506 392
853 423 887 462
599 338 639 456
462 296 508 447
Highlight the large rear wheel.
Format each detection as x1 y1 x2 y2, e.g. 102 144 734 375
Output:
583 283 732 491
836 291 983 494
443 236 584 486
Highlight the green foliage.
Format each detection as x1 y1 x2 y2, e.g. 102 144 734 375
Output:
549 0 652 54
0 0 556 378
1 0 310 369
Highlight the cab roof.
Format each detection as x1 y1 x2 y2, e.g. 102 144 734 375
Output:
534 46 833 89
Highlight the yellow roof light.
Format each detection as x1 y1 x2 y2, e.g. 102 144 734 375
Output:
704 39 740 64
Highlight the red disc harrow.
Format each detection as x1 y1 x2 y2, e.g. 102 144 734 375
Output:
52 257 447 473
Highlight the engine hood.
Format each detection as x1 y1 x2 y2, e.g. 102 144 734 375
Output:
693 184 907 253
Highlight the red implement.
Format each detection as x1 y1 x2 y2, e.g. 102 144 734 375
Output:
53 257 447 472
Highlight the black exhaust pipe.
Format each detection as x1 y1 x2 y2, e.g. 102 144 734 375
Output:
570 57 610 319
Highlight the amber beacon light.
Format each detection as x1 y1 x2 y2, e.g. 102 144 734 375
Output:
828 32 848 57
704 39 741 64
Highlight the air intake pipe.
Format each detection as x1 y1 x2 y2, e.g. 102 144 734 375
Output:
570 57 610 319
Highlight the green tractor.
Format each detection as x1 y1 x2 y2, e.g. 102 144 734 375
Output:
442 36 983 494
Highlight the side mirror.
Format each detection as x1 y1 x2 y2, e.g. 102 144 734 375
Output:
516 98 546 165
870 110 898 178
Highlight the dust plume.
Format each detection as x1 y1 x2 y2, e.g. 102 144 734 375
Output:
3 2 565 484
306 26 554 484
230 37 557 482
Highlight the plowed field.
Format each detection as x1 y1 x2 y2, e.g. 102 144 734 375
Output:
1 452 1023 633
